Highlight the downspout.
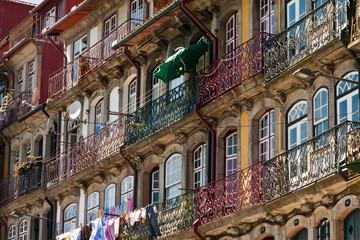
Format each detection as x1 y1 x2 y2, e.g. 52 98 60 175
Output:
45 197 55 240
193 219 204 240
179 0 218 60
0 129 11 176
41 105 50 119
57 111 61 154
46 35 67 65
119 145 137 209
0 217 7 240
124 48 141 110
2 54 15 90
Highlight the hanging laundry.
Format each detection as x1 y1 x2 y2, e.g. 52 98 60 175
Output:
114 217 120 237
127 196 133 212
141 208 146 223
90 218 106 240
146 205 161 237
134 209 141 222
70 228 81 240
120 201 125 214
81 223 92 240
104 218 115 240
56 232 70 240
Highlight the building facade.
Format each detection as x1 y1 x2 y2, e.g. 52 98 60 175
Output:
0 0 360 239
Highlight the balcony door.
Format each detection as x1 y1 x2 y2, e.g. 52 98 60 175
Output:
226 13 238 54
131 0 144 30
287 0 306 60
73 35 88 83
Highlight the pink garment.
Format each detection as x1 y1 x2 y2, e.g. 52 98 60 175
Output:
104 218 115 240
153 205 158 213
127 197 133 212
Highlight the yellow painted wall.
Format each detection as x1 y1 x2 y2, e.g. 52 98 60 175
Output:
241 112 249 170
241 0 249 42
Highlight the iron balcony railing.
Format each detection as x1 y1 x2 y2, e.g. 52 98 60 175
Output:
264 0 347 81
196 121 358 225
345 126 360 179
198 32 271 105
0 163 42 207
126 77 197 145
48 18 144 99
123 192 196 239
44 117 125 186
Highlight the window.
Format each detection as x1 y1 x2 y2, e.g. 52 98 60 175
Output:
128 80 137 114
226 133 237 176
151 169 159 205
226 13 238 53
64 204 77 233
317 218 330 240
314 89 328 135
104 14 116 36
26 142 31 163
152 66 164 101
259 110 275 161
121 176 134 211
18 69 24 93
28 61 35 102
336 71 359 123
87 192 99 223
105 184 115 210
19 220 27 240
287 0 306 27
165 154 182 200
194 144 206 188
73 36 88 81
8 225 16 239
45 7 56 29
0 83 5 106
294 228 308 240
95 99 103 132
73 36 88 60
288 101 308 149
131 0 144 29
260 0 275 34
15 148 20 165
197 37 209 71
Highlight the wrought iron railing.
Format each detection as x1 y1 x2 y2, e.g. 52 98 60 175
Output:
345 126 360 178
0 175 18 207
126 77 197 145
48 18 144 99
123 192 196 239
264 121 359 202
264 0 347 81
196 161 264 225
44 117 126 186
198 32 270 105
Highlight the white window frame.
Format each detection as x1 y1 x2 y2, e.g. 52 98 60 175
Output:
260 0 275 34
26 142 31 163
18 69 24 93
259 110 275 161
317 218 330 239
19 220 27 240
87 192 99 223
46 7 56 29
287 0 306 27
8 225 16 239
196 36 209 71
15 148 20 165
194 144 206 188
151 170 159 204
225 13 238 54
73 35 88 60
129 80 137 114
165 154 182 200
104 14 117 36
95 99 103 131
64 204 77 233
288 101 308 149
131 0 144 29
105 184 116 210
313 88 328 136
121 176 134 208
28 61 35 102
225 133 238 176
152 66 164 101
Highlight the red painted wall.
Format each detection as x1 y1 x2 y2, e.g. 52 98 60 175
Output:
40 43 63 104
0 1 35 40
65 0 83 13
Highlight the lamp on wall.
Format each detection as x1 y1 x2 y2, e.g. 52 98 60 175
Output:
10 211 52 222
292 68 360 85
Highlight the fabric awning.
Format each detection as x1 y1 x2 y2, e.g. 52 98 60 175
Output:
341 159 360 174
154 41 208 83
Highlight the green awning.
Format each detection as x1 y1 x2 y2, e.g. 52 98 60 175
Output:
341 158 360 174
154 41 208 83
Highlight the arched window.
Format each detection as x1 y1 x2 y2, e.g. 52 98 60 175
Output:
95 99 103 131
15 148 20 165
336 71 359 123
294 228 308 240
105 184 116 210
317 218 330 240
344 208 360 239
25 142 31 163
288 101 308 149
87 192 99 223
121 176 134 211
194 144 206 188
259 110 275 161
225 132 237 176
226 13 238 53
165 154 182 200
128 79 137 114
19 220 27 240
64 204 77 233
8 225 16 239
109 87 119 123
151 168 159 205
314 89 328 135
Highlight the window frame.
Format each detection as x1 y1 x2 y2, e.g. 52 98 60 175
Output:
87 192 99 223
128 79 137 114
121 176 134 209
287 100 308 150
25 142 31 163
225 13 238 54
104 13 117 37
259 110 275 161
151 168 159 205
165 153 182 200
18 219 27 240
225 131 238 176
260 0 275 34
194 144 206 188
63 203 77 233
18 69 24 93
313 88 329 136
287 0 306 27
15 148 20 165
45 7 56 29
8 224 16 239
317 218 330 240
95 99 103 132
104 184 116 210
73 35 88 60
28 61 35 101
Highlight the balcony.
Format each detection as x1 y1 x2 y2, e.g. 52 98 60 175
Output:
264 0 347 81
126 77 197 145
345 127 360 178
48 18 143 99
196 121 358 225
349 2 360 50
44 117 125 186
123 192 195 239
198 32 269 105
0 163 42 207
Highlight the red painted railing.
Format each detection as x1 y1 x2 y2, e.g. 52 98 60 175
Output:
44 116 126 186
48 18 144 99
198 32 271 105
196 161 264 225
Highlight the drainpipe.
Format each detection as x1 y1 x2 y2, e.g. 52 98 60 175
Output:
45 197 55 240
41 105 50 119
57 111 61 154
194 103 216 182
179 0 218 60
124 48 141 110
0 217 7 240
0 129 11 176
193 219 204 240
46 35 67 65
119 145 137 209
2 54 15 90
